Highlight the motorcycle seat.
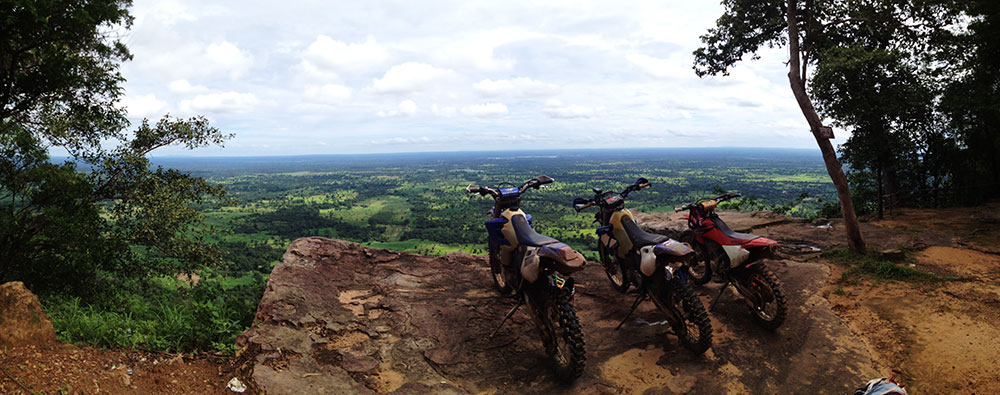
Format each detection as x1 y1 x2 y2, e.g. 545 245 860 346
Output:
511 214 559 247
621 216 669 248
712 217 760 242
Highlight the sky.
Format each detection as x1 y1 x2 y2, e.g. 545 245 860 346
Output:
112 0 831 156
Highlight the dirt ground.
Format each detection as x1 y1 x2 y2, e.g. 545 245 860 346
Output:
2 204 998 394
825 242 1000 394
0 344 235 394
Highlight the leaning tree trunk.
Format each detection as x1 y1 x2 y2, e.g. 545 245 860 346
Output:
786 0 867 253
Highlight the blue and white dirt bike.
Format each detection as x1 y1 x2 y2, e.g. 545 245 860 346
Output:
573 177 712 354
467 175 587 382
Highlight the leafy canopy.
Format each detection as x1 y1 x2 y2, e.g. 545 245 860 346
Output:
0 0 230 296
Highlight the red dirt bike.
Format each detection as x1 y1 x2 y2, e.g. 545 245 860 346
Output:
573 178 712 354
676 192 787 330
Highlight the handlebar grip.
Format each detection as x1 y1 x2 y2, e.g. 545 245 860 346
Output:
465 185 480 194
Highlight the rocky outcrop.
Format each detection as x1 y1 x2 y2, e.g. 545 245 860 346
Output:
0 281 57 347
236 236 878 394
634 209 800 239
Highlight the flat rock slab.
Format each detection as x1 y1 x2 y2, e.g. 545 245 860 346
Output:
635 210 799 240
237 237 876 394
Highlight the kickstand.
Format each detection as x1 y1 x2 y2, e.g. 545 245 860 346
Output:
709 282 729 312
615 293 647 330
489 297 524 338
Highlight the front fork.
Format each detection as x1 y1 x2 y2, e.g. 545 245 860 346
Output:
645 267 686 329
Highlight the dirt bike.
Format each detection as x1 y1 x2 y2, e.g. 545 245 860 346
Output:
676 192 788 330
572 177 712 354
467 175 587 381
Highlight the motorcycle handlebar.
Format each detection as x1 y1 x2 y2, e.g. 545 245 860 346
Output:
675 192 742 212
467 175 553 200
466 184 499 198
573 200 596 212
520 175 555 191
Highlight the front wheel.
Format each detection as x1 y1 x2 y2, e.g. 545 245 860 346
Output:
650 274 712 354
599 243 630 293
744 265 787 331
540 285 586 382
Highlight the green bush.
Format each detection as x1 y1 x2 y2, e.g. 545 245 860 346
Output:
44 270 267 355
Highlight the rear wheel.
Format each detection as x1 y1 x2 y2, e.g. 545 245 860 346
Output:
651 274 712 354
541 286 586 382
680 232 712 285
489 241 512 295
744 265 786 331
599 243 630 293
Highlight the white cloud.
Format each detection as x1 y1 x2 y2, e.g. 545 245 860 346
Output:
543 99 604 119
378 100 419 117
301 35 390 75
657 108 693 120
431 104 457 117
461 102 508 118
372 62 454 94
398 99 417 115
134 0 197 26
473 77 559 97
168 79 207 93
305 84 352 105
115 1 819 155
429 27 540 71
121 93 167 119
371 136 435 145
204 41 253 79
625 52 692 80
180 92 259 114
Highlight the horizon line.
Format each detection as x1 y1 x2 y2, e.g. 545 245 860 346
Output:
127 146 821 159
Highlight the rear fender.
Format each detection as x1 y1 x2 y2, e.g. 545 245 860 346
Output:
721 245 751 267
641 240 693 277
538 243 586 275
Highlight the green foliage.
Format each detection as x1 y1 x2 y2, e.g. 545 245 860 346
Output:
1 0 230 295
45 270 266 354
936 1 1000 203
195 149 836 260
0 0 243 356
696 0 999 214
823 249 950 283
693 0 786 77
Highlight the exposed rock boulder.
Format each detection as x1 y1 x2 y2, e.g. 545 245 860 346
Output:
0 281 57 347
236 236 877 394
634 209 799 239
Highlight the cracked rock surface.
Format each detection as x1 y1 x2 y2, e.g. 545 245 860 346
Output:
236 236 877 394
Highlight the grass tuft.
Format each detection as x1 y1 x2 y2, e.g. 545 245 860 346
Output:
823 249 952 284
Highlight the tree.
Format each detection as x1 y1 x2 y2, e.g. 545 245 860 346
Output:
1 0 229 295
811 46 934 218
695 0 964 252
694 0 867 252
938 0 1000 201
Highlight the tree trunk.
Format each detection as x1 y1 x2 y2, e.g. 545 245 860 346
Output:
877 165 885 220
786 0 867 253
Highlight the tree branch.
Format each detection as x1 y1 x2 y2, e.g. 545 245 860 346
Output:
823 17 873 28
